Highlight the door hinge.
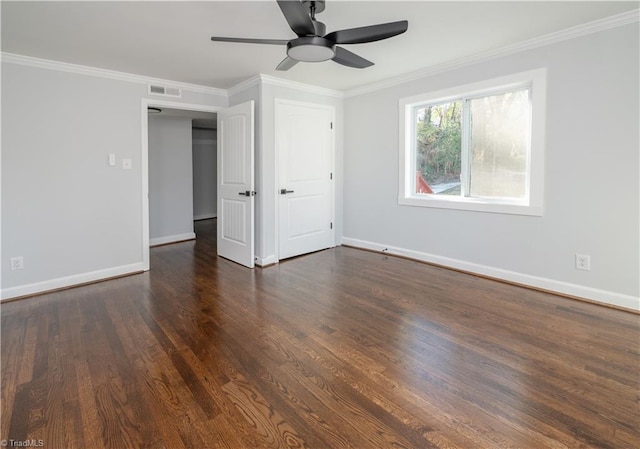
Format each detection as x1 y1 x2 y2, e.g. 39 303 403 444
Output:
330 122 333 129
330 172 333 180
330 222 333 229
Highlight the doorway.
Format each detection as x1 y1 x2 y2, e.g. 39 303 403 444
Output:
141 100 223 270
192 121 217 222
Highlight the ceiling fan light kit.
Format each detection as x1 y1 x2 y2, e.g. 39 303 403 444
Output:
210 0 408 71
287 37 335 62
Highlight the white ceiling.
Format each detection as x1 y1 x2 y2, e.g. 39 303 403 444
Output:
2 1 638 92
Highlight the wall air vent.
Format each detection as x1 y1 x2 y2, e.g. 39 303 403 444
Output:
148 84 182 98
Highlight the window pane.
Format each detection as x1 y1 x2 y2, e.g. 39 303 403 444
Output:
414 101 462 195
469 90 529 199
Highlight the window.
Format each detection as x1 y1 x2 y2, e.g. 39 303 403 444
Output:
399 69 546 215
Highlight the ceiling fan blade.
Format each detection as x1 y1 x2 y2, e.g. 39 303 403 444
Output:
332 47 374 69
276 0 316 36
325 20 408 45
210 36 289 45
276 56 300 71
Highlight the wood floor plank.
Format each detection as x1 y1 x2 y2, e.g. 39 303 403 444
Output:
222 373 309 449
0 312 28 438
1 218 638 449
104 294 211 449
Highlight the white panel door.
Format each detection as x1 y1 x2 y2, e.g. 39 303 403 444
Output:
277 100 334 260
217 101 255 268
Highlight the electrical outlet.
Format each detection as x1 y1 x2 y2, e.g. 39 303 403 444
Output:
10 256 24 271
575 254 591 271
122 158 132 169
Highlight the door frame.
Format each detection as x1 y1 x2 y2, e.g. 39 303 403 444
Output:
274 98 336 262
141 99 223 271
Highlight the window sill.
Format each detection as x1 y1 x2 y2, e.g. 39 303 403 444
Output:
398 195 543 216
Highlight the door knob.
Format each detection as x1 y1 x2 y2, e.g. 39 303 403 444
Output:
280 189 294 195
239 191 256 196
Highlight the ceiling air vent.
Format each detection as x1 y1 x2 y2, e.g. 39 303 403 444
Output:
148 84 182 98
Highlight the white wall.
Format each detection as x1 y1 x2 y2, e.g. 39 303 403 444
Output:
192 127 217 220
148 115 194 245
342 23 639 310
1 60 227 299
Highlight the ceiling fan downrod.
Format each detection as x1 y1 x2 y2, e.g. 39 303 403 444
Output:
303 0 325 18
310 2 316 20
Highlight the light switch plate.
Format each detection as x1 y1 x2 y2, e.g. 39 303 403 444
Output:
108 154 116 166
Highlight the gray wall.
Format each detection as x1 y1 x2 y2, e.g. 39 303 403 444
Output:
148 115 194 244
342 23 639 309
1 60 227 298
2 64 144 292
192 128 217 220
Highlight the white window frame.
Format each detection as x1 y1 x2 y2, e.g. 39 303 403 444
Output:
398 68 546 216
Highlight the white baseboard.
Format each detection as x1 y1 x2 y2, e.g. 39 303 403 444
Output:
255 254 278 267
194 213 216 221
149 232 196 247
1 262 145 301
341 237 639 312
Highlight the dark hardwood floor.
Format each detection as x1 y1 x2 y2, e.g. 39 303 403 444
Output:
1 219 638 449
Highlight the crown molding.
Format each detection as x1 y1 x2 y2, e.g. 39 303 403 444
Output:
1 52 343 100
345 9 640 98
228 73 343 98
0 52 228 97
259 74 343 98
227 74 262 97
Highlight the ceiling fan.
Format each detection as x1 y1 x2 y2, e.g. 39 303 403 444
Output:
210 0 408 71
